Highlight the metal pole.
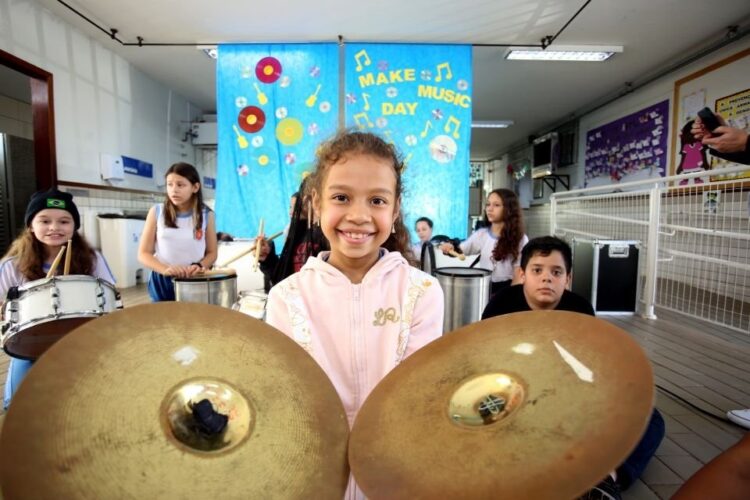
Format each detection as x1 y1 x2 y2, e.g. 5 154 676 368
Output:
641 183 661 319
550 194 558 236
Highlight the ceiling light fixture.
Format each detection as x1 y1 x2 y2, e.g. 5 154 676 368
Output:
471 120 514 129
505 45 623 62
197 45 218 60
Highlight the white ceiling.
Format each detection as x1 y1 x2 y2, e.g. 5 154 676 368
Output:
34 0 750 159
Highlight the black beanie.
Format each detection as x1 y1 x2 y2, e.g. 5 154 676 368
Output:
24 189 81 229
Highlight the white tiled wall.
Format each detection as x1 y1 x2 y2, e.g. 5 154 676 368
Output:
59 185 159 250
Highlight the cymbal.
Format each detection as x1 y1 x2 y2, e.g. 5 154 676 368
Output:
0 303 349 499
349 311 654 500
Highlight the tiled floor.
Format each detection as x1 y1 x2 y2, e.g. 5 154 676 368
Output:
1 284 747 499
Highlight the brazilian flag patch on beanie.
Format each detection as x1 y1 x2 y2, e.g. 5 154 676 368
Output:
46 198 66 209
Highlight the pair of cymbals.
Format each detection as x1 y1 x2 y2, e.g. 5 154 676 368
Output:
0 307 653 500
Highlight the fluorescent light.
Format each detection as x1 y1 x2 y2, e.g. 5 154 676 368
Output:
196 45 217 60
471 120 514 129
506 45 623 62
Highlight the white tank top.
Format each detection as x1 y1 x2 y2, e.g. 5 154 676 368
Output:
153 203 208 266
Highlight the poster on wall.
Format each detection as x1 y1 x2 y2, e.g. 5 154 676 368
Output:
584 100 669 187
672 48 750 184
344 43 473 240
215 44 339 238
711 88 750 180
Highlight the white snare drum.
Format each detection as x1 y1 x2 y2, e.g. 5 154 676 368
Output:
1 275 121 360
232 291 268 320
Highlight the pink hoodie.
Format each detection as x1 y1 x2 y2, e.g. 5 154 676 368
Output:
266 250 444 498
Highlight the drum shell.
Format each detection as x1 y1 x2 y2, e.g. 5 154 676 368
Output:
435 267 491 333
1 275 121 359
232 291 268 320
174 274 237 308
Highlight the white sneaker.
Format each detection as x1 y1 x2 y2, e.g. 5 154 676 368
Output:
727 409 750 429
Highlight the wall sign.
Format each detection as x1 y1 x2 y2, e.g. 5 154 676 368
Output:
122 156 153 178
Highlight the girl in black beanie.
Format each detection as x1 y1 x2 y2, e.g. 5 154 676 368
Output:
1 188 115 408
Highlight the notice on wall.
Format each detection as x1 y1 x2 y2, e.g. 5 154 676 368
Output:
584 100 669 187
711 88 750 180
122 156 153 178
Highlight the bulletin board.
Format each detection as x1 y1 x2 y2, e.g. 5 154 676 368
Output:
584 100 669 187
671 47 750 179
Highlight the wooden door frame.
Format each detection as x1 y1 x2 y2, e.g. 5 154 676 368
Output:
0 48 57 189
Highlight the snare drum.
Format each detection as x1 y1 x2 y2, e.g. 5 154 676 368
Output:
232 291 268 320
1 275 121 360
174 269 237 308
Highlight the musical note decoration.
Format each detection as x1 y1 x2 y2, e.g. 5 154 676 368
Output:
444 116 461 139
354 49 371 72
420 120 433 138
435 62 453 82
353 112 374 129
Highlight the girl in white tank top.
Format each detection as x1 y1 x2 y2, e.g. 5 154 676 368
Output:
137 162 217 301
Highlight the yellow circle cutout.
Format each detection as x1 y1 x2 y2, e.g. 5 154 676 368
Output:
275 118 303 146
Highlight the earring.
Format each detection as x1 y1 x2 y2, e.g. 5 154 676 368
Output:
391 224 396 234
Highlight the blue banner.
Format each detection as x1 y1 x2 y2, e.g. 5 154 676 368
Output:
216 44 339 238
344 43 473 240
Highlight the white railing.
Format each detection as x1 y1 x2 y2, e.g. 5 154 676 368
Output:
550 164 750 333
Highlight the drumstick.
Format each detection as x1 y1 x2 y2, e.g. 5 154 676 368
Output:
447 249 466 261
252 218 264 272
63 239 73 274
218 230 283 268
195 268 238 277
45 246 67 278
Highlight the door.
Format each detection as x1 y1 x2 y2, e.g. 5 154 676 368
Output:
0 133 36 255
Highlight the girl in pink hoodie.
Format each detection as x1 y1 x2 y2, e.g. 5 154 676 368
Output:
266 131 444 498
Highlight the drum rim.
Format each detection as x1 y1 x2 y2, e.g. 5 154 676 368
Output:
16 275 117 291
434 266 492 278
173 273 237 282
